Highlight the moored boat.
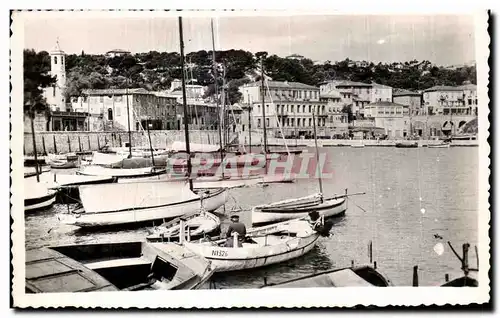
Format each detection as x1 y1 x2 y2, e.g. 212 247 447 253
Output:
261 265 392 288
251 193 347 226
24 180 57 212
59 181 228 227
146 210 221 242
25 241 215 292
395 141 419 148
76 165 166 179
182 213 333 272
427 143 450 148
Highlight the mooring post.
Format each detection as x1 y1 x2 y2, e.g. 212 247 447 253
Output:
53 135 58 154
462 243 470 278
445 273 449 282
412 265 419 287
42 136 47 155
67 135 72 153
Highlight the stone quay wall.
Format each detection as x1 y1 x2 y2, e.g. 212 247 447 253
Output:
23 130 221 155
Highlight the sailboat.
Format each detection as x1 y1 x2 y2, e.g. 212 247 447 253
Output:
24 109 56 213
251 107 349 226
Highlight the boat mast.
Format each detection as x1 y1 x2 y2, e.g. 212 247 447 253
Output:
260 57 268 154
125 76 132 158
29 106 40 182
248 101 252 153
146 118 155 168
211 18 225 177
179 16 193 191
312 107 324 201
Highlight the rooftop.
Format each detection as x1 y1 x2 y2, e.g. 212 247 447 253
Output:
244 80 319 90
366 101 408 107
393 89 422 97
81 88 151 96
423 85 466 92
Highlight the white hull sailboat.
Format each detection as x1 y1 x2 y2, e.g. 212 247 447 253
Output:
77 165 166 179
427 143 450 148
59 181 228 227
251 193 347 226
183 216 332 272
146 210 221 243
24 180 57 212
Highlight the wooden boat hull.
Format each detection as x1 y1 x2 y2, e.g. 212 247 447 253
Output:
395 143 418 148
252 196 347 226
60 188 228 227
146 211 221 243
77 165 166 179
262 265 392 288
49 161 78 169
25 191 57 212
26 241 215 292
428 144 450 148
184 233 320 272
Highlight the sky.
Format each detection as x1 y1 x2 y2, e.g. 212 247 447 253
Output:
20 12 477 66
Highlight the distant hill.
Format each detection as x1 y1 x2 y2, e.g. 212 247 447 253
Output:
26 49 477 105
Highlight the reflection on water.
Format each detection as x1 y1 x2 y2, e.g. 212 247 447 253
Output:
24 147 479 287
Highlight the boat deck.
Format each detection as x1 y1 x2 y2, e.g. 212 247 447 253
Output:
83 257 151 270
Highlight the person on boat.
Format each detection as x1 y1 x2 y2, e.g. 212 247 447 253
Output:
225 214 246 247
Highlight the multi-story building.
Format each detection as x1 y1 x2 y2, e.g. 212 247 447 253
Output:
364 101 410 139
319 80 393 118
422 84 477 116
239 80 329 138
392 89 424 116
319 88 349 136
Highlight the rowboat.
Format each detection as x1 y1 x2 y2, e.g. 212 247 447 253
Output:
427 143 450 148
76 165 166 179
59 181 228 227
146 210 221 243
182 213 334 272
25 241 215 293
49 160 79 169
261 265 392 288
24 180 57 212
395 141 418 148
251 193 347 226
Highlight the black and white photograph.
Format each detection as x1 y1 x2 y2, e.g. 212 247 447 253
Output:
10 9 490 308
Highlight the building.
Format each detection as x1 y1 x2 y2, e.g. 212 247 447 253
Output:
169 79 207 99
364 101 410 139
70 87 219 132
105 49 131 58
319 88 348 136
392 89 423 116
422 85 477 116
319 80 393 118
43 42 67 112
239 80 329 138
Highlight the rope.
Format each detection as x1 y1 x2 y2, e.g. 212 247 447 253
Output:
348 197 368 213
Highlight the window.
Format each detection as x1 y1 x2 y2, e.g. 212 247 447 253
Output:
266 105 269 113
266 118 270 127
99 96 104 103
61 56 64 64
258 105 261 113
291 118 295 126
302 105 306 112
54 56 58 64
291 105 294 112
107 108 113 120
309 118 312 127
258 118 261 128
71 97 78 103
309 105 312 113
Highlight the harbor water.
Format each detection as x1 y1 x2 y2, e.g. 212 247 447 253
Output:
24 146 479 287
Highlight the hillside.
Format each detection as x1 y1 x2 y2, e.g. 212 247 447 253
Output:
26 49 477 105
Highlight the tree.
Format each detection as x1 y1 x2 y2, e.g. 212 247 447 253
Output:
341 105 354 123
23 49 56 114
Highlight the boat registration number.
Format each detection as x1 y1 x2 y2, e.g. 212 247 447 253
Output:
211 250 228 257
